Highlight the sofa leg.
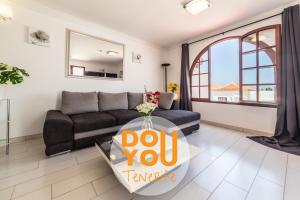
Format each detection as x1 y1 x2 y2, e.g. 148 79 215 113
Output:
45 141 73 156
48 150 72 157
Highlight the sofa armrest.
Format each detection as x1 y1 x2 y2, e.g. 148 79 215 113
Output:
43 110 74 156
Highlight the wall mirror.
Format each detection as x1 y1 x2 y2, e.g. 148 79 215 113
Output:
66 30 124 80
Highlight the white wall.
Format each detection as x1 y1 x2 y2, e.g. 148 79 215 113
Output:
162 2 298 134
0 1 163 138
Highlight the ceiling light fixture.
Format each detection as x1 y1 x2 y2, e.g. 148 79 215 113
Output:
107 51 118 56
184 0 210 15
0 3 13 22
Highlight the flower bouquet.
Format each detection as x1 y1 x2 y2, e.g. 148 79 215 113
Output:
136 102 157 130
168 83 178 93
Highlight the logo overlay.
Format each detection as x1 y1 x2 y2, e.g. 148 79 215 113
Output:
110 116 192 196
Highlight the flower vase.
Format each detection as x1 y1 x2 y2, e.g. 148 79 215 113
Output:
142 116 153 130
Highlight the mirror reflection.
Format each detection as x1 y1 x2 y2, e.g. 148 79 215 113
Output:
67 30 124 79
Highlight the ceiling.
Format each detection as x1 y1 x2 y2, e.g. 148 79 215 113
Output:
21 0 293 47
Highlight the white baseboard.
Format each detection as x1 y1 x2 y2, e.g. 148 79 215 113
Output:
201 120 273 136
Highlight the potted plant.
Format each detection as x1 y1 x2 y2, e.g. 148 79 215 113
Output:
0 63 29 99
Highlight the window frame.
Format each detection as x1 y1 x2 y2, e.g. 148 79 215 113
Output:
190 25 281 108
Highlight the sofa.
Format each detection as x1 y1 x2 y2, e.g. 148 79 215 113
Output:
43 91 201 156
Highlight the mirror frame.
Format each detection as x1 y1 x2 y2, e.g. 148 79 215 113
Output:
65 29 125 80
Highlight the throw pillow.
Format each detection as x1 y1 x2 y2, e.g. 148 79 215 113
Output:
128 92 144 109
98 92 128 111
61 91 99 115
158 92 175 110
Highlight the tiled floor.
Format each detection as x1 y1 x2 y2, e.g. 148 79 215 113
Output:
0 123 300 200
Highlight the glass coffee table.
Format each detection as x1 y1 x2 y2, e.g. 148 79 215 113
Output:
95 129 201 194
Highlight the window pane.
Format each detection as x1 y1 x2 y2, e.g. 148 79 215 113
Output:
193 63 200 74
200 74 208 86
259 47 276 66
243 85 257 101
242 52 257 68
259 29 276 48
200 61 208 73
192 75 199 86
242 33 257 52
259 85 276 102
210 39 240 102
192 87 199 98
200 87 209 98
72 66 85 76
243 69 257 84
200 51 208 61
259 67 275 84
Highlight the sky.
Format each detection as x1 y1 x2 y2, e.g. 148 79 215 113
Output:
208 39 275 87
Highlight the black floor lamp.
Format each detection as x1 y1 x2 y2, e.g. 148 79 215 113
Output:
161 63 170 92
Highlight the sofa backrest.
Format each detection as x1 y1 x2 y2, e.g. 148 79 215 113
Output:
60 91 174 115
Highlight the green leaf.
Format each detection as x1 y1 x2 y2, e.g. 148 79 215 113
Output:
0 63 30 84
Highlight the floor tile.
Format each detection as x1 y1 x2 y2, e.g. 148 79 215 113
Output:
92 184 134 200
74 147 101 163
208 181 247 200
0 157 77 190
52 164 112 197
246 177 283 200
12 158 103 198
13 186 51 200
193 137 252 192
92 174 120 195
170 181 210 200
225 142 268 191
287 154 300 171
257 148 287 186
0 187 14 200
284 167 300 200
54 183 96 200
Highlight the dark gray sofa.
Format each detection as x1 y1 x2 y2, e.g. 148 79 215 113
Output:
43 92 200 156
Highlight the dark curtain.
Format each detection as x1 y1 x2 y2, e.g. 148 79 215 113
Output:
249 5 300 155
179 43 192 111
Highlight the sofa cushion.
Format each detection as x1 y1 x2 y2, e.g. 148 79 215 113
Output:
128 92 144 109
98 92 128 111
152 109 200 125
70 112 117 133
158 93 175 110
105 109 140 125
61 91 98 115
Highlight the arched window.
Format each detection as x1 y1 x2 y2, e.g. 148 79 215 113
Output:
190 25 281 107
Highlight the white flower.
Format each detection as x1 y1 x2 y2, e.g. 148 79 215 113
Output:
136 102 157 115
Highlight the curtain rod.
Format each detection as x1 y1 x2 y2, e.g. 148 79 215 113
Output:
188 12 283 45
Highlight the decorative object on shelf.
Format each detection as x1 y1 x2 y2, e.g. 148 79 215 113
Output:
168 82 179 100
161 63 171 92
28 27 51 47
0 3 13 22
132 52 142 63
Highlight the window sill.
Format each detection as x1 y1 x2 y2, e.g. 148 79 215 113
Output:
191 99 278 108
